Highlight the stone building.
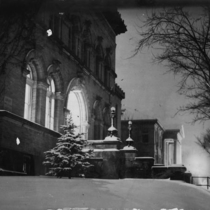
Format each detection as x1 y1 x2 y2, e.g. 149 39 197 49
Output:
121 119 164 164
121 120 186 178
0 2 126 176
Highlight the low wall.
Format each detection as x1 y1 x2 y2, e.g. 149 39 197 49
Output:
152 164 187 180
0 111 60 175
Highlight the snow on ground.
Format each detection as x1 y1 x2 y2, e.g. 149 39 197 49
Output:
0 177 209 210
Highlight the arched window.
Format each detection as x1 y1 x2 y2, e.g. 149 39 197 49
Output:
45 77 55 130
66 89 88 139
24 65 34 121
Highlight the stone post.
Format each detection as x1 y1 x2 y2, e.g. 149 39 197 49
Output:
102 107 121 178
121 121 137 178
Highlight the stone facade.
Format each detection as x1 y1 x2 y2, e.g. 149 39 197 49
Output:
0 3 126 176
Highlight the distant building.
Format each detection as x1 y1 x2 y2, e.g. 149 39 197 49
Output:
121 119 186 178
121 119 164 164
0 2 126 175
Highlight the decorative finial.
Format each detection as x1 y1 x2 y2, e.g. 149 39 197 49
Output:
126 120 133 146
107 107 117 137
121 120 137 152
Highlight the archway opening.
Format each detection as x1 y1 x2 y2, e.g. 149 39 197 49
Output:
67 89 88 139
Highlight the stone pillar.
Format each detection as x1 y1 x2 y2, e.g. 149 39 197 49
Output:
174 139 177 164
121 121 137 178
35 81 48 126
176 140 182 165
122 151 137 178
97 106 122 178
54 92 64 132
164 139 174 166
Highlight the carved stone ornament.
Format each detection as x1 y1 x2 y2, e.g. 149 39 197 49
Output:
95 36 104 59
82 20 92 47
104 47 112 68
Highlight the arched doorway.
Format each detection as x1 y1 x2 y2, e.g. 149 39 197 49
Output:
66 78 88 139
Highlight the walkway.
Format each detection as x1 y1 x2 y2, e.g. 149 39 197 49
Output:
0 177 209 210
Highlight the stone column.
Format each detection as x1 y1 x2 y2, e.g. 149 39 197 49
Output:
176 140 182 164
35 81 48 126
54 92 64 132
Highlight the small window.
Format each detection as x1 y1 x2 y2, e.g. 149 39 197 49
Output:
142 129 149 143
96 59 104 81
84 48 91 68
69 26 73 50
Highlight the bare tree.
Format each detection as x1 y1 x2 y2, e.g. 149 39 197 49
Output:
197 129 210 155
134 6 210 123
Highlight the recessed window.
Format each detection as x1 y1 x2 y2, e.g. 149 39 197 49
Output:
69 26 73 50
76 37 82 59
142 129 149 143
96 59 104 81
84 47 91 68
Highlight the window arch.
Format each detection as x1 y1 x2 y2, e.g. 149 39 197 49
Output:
95 36 104 81
65 78 89 139
45 77 55 130
24 65 35 121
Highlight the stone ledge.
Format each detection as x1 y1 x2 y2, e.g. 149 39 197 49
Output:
0 110 60 137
